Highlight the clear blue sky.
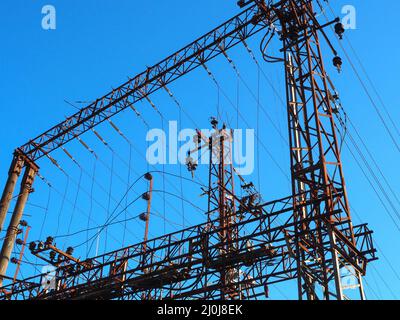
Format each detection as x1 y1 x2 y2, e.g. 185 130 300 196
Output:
0 0 399 300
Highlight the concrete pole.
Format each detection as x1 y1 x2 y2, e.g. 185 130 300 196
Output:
0 165 36 286
0 153 24 232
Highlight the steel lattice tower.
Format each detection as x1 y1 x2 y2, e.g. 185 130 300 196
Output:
0 0 377 300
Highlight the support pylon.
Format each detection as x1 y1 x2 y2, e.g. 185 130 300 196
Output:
0 164 37 287
0 153 24 232
205 125 240 300
271 0 365 300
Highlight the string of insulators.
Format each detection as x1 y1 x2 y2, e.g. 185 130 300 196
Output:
241 39 260 67
138 88 163 118
129 105 150 128
108 120 130 145
218 44 240 77
74 135 98 159
162 84 181 108
91 129 112 151
61 147 81 168
37 172 52 188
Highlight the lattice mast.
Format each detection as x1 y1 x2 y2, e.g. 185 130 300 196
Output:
188 119 242 299
0 0 375 300
271 0 365 299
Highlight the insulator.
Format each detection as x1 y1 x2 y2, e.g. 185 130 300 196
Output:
38 242 44 250
144 172 153 181
49 251 56 261
334 22 345 39
29 242 37 252
66 247 74 256
139 213 148 222
264 284 270 298
142 192 150 201
186 157 198 173
16 239 24 246
11 257 18 264
237 0 246 8
333 56 343 72
46 236 54 246
210 117 218 129
19 220 28 227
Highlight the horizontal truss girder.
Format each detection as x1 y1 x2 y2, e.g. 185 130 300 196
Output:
18 2 278 162
0 191 376 300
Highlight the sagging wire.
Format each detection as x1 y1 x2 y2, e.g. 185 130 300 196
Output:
78 193 142 253
37 173 52 241
90 128 116 252
161 85 188 229
319 0 400 155
322 1 400 228
140 93 168 234
86 159 97 257
219 44 289 146
38 151 70 239
260 28 283 64
42 128 124 256
107 118 183 244
241 39 287 109
200 62 290 181
129 104 150 128
62 140 139 233
33 172 129 252
108 117 206 230
160 84 208 187
107 120 133 246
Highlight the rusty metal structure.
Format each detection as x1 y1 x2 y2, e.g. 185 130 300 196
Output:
0 0 378 300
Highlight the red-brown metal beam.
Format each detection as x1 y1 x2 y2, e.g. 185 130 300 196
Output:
18 2 281 162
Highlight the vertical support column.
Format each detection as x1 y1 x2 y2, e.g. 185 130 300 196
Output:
0 153 25 232
141 173 153 300
143 173 154 249
263 0 365 300
0 165 37 286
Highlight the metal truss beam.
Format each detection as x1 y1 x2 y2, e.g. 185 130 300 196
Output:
0 192 376 300
18 2 281 162
276 0 365 300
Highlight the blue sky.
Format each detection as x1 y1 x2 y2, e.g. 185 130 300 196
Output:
0 0 400 300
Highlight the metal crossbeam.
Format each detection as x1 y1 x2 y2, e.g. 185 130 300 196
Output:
18 2 279 162
0 0 379 301
0 192 376 300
